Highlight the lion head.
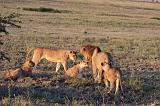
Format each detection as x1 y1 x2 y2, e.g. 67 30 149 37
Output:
80 45 101 62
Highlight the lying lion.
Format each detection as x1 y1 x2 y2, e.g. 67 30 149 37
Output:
66 60 89 78
4 60 35 81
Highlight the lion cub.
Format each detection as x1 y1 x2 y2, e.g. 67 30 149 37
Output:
66 61 89 78
4 60 35 81
101 62 123 95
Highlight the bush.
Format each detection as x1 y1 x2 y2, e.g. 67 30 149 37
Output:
23 7 70 13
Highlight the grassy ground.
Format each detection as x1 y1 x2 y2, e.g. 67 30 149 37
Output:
0 0 160 105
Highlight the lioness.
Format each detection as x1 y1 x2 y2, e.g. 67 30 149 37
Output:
101 62 123 95
92 48 113 84
4 60 35 81
26 48 77 73
66 60 89 78
80 45 101 62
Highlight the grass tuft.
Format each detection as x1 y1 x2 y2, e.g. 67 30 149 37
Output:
65 78 94 87
127 76 144 91
151 17 160 20
23 7 71 13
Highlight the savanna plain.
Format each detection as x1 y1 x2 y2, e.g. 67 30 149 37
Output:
0 0 160 105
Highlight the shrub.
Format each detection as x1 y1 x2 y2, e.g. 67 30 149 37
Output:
23 7 70 13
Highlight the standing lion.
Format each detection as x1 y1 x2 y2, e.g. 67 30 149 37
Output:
26 48 77 73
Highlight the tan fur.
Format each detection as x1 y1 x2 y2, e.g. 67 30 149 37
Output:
66 61 89 78
101 62 123 95
80 45 101 62
4 68 22 81
21 60 35 77
4 60 35 81
26 48 77 72
92 48 113 84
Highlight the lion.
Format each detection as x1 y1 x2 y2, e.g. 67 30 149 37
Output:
66 60 89 78
101 62 123 95
26 48 77 73
91 48 113 84
80 45 101 62
4 60 35 81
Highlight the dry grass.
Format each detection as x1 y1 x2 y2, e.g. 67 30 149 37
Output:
0 0 160 105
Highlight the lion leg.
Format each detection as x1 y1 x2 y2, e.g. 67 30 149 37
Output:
31 59 40 68
31 56 41 73
109 81 115 94
92 63 97 81
104 79 109 91
31 53 42 67
55 63 61 72
93 68 98 82
115 78 120 95
97 68 102 86
62 62 68 73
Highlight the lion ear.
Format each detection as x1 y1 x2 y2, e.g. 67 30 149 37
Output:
101 62 104 66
